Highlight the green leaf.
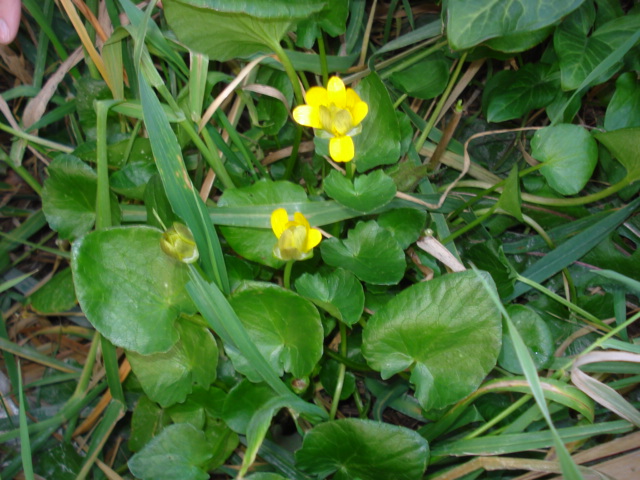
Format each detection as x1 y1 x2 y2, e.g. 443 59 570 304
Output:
255 68 294 136
127 319 218 407
295 268 364 326
29 268 76 313
377 208 427 250
447 0 585 50
227 282 323 379
484 26 554 53
222 380 278 434
353 73 402 172
218 180 309 268
595 127 640 183
163 0 323 61
497 165 523 221
531 124 598 195
321 221 406 285
42 155 120 240
388 54 450 100
465 242 517 299
110 161 157 200
605 72 640 131
320 359 356 400
555 13 640 91
323 170 397 213
362 271 502 410
499 305 553 374
129 395 171 452
71 226 195 354
483 64 559 123
295 418 429 480
128 423 213 480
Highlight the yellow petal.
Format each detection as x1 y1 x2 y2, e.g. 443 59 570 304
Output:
305 228 322 252
293 105 322 129
350 101 368 126
305 86 328 107
327 76 346 109
271 208 289 238
293 211 310 229
330 135 355 162
332 109 353 136
346 88 362 109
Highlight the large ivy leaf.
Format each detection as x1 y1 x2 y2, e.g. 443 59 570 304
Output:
482 63 559 123
218 180 309 268
295 268 364 326
594 127 640 183
531 124 598 195
499 305 553 374
555 13 640 91
323 170 397 213
604 72 640 131
321 221 406 285
295 418 429 480
126 319 218 407
362 271 502 410
353 73 402 172
447 0 585 50
164 0 324 61
42 155 120 240
71 226 195 354
227 282 323 380
128 423 213 480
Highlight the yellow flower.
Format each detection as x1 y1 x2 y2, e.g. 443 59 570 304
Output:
271 208 322 261
292 76 368 163
160 223 199 264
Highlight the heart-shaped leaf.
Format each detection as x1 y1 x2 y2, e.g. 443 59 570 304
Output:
323 170 396 213
447 0 584 50
321 221 406 285
604 72 640 131
227 282 323 380
377 208 427 250
126 319 218 407
71 226 195 354
531 124 598 195
128 423 213 480
295 268 364 325
353 73 402 172
362 271 502 410
295 418 429 480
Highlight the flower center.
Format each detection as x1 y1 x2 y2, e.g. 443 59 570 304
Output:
278 225 309 258
319 104 354 137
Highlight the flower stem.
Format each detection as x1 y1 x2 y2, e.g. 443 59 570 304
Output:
346 160 356 181
283 260 294 290
330 322 348 420
317 32 329 87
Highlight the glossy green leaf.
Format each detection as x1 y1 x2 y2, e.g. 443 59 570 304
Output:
29 268 76 313
321 221 406 285
377 208 427 250
129 395 171 452
484 26 554 53
71 226 195 354
126 319 218 407
555 13 640 91
128 423 213 480
296 418 429 480
388 54 450 100
218 180 309 268
110 161 157 200
42 155 120 240
323 170 397 213
499 305 553 374
222 380 278 434
227 282 323 380
595 127 640 183
447 0 584 50
320 359 356 400
531 124 598 195
605 72 640 131
483 64 558 123
353 73 402 172
163 0 323 61
295 268 364 326
497 165 523 221
362 271 502 410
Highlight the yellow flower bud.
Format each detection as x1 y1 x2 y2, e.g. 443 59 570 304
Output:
160 223 199 264
271 208 322 261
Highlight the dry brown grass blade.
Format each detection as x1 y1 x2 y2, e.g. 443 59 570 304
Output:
415 234 465 272
0 44 33 84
